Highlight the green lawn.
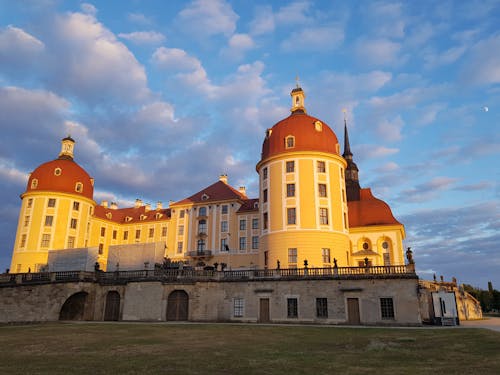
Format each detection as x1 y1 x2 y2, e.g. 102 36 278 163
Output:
0 323 499 374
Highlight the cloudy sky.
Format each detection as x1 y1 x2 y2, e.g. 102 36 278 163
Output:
0 0 498 288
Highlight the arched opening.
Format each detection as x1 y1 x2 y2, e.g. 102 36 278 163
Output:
379 237 393 266
167 290 189 321
104 291 121 321
59 292 88 321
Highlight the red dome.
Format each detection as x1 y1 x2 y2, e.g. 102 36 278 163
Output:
347 188 402 227
260 112 339 161
26 158 94 200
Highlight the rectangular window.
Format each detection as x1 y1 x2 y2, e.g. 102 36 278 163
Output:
221 221 228 232
263 212 268 230
178 225 184 236
322 248 331 264
149 228 154 238
263 189 268 202
234 298 244 317
287 298 298 318
221 238 228 251
67 236 75 249
123 231 129 240
239 237 246 251
317 161 326 173
263 167 268 180
239 219 246 231
41 234 51 247
70 218 77 229
112 230 117 240
288 248 297 266
252 236 259 250
179 209 185 218
252 218 259 229
24 215 30 227
286 161 295 173
287 208 296 225
319 208 329 225
45 215 53 227
20 234 27 248
264 251 268 267
73 201 80 211
316 298 328 318
27 198 33 208
222 205 228 214
318 184 327 197
380 298 395 319
47 198 56 207
98 243 103 254
286 183 295 197
100 227 105 237
177 241 183 254
161 226 167 237
135 229 141 239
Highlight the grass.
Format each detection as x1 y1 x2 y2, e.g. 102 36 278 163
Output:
0 323 499 374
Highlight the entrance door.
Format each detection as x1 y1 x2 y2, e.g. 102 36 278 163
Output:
167 290 189 321
259 298 270 323
104 291 120 321
347 298 361 325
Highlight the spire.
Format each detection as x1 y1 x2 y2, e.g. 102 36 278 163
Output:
342 111 352 159
290 78 306 114
58 135 75 160
342 112 361 201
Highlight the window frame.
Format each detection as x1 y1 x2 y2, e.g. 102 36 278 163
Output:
319 208 329 225
316 298 328 318
380 297 395 320
287 298 298 318
286 183 295 197
317 161 326 173
318 183 327 197
287 207 296 225
286 161 295 173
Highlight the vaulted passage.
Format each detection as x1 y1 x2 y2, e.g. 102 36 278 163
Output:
104 291 120 321
59 292 88 320
167 290 189 321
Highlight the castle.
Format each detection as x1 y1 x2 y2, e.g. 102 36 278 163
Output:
10 85 406 274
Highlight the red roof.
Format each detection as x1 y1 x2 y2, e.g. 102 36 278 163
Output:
94 205 171 223
237 198 259 213
260 113 339 161
26 158 94 200
347 188 402 227
173 180 247 206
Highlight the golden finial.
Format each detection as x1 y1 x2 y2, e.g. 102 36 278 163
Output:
295 75 300 88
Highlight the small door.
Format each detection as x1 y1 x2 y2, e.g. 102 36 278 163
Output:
347 298 361 325
167 290 189 321
104 291 120 321
383 253 391 266
259 298 270 323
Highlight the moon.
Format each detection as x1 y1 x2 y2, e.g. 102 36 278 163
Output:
483 106 489 112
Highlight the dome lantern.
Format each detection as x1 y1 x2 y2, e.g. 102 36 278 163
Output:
59 135 75 160
290 79 306 114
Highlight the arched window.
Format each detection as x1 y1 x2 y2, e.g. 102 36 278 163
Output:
285 135 295 149
358 238 372 251
75 182 83 193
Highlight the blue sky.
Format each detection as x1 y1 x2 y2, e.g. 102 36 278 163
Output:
0 0 498 288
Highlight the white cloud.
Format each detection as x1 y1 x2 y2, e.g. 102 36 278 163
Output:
221 33 255 60
249 5 275 35
355 38 402 66
0 25 44 68
134 102 176 124
281 25 344 52
118 31 165 44
0 159 29 186
177 0 238 38
80 3 97 16
376 115 404 142
461 34 500 85
357 144 399 159
152 47 203 71
127 13 153 25
275 1 312 25
365 1 405 38
423 45 467 69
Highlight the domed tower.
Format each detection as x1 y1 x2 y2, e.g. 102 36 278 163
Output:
10 136 95 273
256 86 350 269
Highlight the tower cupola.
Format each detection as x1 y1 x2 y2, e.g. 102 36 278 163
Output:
290 80 306 114
59 135 75 160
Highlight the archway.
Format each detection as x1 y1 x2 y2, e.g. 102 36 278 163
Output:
59 292 88 320
166 290 189 321
104 291 121 321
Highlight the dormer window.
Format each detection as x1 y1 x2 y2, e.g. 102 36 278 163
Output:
54 168 62 176
31 179 38 189
140 214 147 221
106 213 112 219
155 213 163 219
201 194 209 201
75 182 83 193
285 135 295 149
125 216 132 222
314 121 323 132
253 202 259 209
266 129 272 138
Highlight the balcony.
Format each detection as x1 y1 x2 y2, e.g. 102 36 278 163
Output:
196 231 208 238
185 250 213 258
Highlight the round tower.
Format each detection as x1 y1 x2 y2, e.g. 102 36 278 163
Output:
10 136 95 273
256 86 350 269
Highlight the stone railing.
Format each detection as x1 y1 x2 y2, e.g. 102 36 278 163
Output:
0 264 416 287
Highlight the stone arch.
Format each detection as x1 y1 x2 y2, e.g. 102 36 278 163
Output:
59 291 88 320
103 291 121 321
166 290 189 321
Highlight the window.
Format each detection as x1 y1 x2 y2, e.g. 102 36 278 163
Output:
98 243 104 254
221 238 228 251
27 199 33 208
100 227 106 237
45 216 53 227
20 234 27 248
161 226 167 237
263 167 268 180
287 208 296 225
286 183 295 197
285 135 295 148
149 228 154 238
234 298 244 317
201 194 209 201
322 248 331 264
263 189 268 203
358 259 373 267
197 239 206 252
54 167 62 176
382 241 389 250
318 184 327 197
287 298 298 318
135 229 141 239
380 298 395 319
263 212 268 230
177 241 183 254
31 179 38 189
178 225 184 236
264 251 268 267
198 219 207 234
48 198 56 208
179 210 185 218
363 242 370 250
252 236 259 250
24 215 30 227
314 120 323 132
221 221 228 232
319 208 329 225
73 201 80 211
112 230 117 240
70 218 77 229
239 237 246 251
252 218 259 229
67 236 75 249
317 161 326 173
316 298 328 318
75 182 83 193
41 234 51 247
199 207 207 217
286 161 295 173
221 205 228 214
239 219 246 231
288 248 297 266
123 231 129 240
